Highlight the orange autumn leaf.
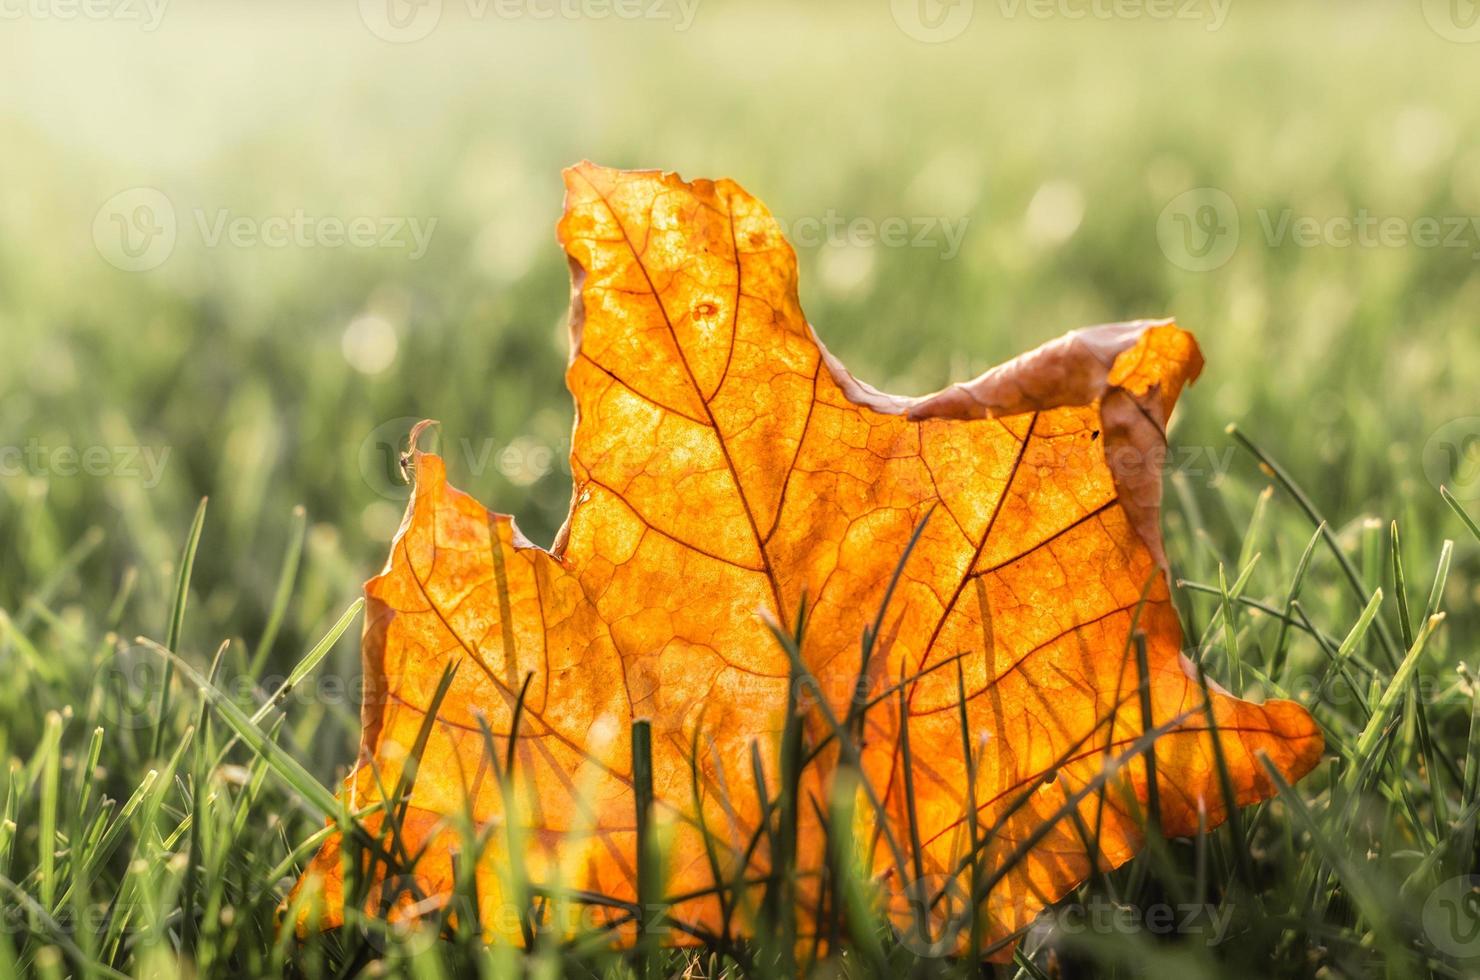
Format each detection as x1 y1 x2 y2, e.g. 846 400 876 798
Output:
288 162 1322 960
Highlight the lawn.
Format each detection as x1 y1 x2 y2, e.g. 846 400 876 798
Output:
0 1 1478 976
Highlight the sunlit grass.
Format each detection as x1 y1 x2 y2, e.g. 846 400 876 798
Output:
0 434 1476 977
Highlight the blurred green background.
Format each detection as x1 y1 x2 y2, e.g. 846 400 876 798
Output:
2 0 1478 752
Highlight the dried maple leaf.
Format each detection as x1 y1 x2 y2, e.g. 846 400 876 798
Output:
288 163 1322 960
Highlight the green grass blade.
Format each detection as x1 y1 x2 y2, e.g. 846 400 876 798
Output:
631 718 659 977
1133 631 1162 837
1272 522 1324 680
1227 425 1402 669
248 504 308 679
138 638 339 817
1191 652 1255 893
249 597 364 726
1217 562 1245 692
1461 676 1480 866
0 875 131 980
36 711 63 911
1346 613 1446 790
1238 484 1273 573
1422 539 1454 622
1441 486 1480 544
151 496 208 760
1389 521 1415 650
